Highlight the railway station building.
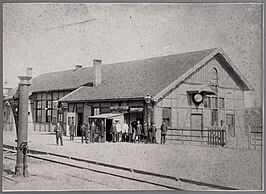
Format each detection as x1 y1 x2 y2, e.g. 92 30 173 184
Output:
3 48 252 148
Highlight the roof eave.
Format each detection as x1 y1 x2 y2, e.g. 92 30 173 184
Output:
153 48 220 102
59 96 144 103
153 48 253 102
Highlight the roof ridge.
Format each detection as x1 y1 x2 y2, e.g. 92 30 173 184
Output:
103 47 218 67
32 48 218 78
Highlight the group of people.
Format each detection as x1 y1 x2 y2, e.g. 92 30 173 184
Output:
110 120 159 144
53 119 169 146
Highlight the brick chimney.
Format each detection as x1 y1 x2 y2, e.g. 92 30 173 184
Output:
75 64 82 70
93 59 102 86
26 67 33 77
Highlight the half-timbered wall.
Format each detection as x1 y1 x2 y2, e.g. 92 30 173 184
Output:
154 57 247 148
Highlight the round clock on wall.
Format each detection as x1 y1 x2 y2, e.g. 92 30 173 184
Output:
194 93 203 103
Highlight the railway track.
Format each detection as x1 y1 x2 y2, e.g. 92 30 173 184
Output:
3 145 238 191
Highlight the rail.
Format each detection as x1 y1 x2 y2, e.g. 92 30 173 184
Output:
3 146 238 190
166 127 225 147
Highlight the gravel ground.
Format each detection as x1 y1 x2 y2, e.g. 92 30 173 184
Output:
3 130 263 190
3 155 171 191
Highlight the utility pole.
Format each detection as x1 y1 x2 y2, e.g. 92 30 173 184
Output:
14 75 32 177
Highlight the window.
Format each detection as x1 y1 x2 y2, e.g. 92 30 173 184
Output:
219 98 225 108
163 107 171 127
36 100 42 122
204 97 211 108
211 109 218 126
226 114 235 137
211 97 218 109
210 68 218 86
58 113 63 122
46 100 52 122
93 108 100 116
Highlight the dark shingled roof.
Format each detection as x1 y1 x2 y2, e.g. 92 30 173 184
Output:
59 48 217 102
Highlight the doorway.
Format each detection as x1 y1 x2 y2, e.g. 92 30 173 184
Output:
66 113 75 136
77 113 83 137
191 114 203 138
106 119 113 142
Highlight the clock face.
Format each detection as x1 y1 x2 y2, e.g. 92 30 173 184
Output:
194 94 203 102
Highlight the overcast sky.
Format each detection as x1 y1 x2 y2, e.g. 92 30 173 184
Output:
3 3 263 107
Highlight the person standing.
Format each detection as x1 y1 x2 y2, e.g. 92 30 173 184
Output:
69 122 76 141
90 120 96 143
160 120 168 144
81 123 87 143
99 120 105 143
116 120 122 142
132 121 137 143
136 120 142 143
85 122 90 143
110 121 117 143
150 122 157 144
128 123 133 143
121 121 129 142
143 121 148 144
54 122 64 146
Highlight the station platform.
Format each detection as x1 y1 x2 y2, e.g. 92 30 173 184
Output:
2 130 262 190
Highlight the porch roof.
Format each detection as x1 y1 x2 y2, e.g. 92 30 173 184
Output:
88 113 124 119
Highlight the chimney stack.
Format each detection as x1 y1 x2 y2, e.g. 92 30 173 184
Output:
26 67 33 77
93 59 102 86
75 64 83 70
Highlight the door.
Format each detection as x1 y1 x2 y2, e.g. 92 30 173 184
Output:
66 113 76 136
191 114 203 138
77 113 83 137
226 114 235 137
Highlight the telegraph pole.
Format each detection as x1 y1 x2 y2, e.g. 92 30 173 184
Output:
14 75 32 177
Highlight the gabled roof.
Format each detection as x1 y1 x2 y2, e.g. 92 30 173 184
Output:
29 67 94 93
152 47 253 101
59 48 219 102
4 47 252 103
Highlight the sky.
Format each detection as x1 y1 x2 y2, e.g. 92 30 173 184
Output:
3 3 263 107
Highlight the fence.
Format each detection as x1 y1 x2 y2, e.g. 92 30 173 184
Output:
250 131 263 149
166 127 225 147
248 125 263 150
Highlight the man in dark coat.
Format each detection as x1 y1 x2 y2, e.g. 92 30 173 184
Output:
99 120 105 143
54 122 64 146
143 121 148 143
81 122 87 143
136 120 142 143
90 120 96 143
150 122 157 144
160 120 168 144
128 124 133 143
110 121 117 143
69 122 76 141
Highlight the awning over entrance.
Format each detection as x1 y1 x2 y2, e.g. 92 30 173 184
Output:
186 84 217 95
89 113 124 120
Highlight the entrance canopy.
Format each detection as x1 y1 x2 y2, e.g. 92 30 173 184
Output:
89 113 124 123
186 84 217 95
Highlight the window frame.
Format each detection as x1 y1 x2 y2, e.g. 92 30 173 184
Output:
36 100 42 122
162 107 171 128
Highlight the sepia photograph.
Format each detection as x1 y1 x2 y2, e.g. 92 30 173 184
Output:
2 3 264 192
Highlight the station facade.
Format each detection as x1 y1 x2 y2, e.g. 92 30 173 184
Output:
4 48 252 148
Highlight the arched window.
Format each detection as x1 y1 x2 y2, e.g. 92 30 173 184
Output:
210 67 218 86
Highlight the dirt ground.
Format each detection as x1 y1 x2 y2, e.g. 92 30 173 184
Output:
3 130 263 190
3 155 172 191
